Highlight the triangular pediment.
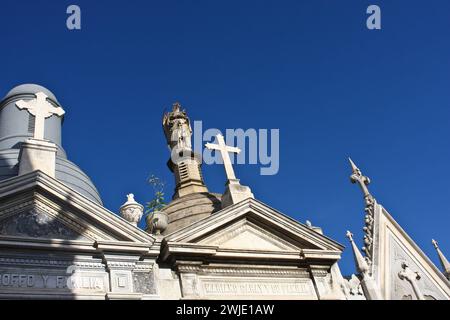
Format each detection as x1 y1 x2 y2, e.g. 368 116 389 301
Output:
0 171 155 244
198 219 300 251
166 198 344 253
371 204 450 299
0 204 89 241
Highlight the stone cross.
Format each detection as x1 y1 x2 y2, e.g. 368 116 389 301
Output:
398 262 425 300
346 230 354 242
205 134 241 181
16 92 65 140
349 158 372 198
432 239 439 249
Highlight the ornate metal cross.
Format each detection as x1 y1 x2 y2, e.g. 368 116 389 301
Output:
16 92 65 140
205 134 241 181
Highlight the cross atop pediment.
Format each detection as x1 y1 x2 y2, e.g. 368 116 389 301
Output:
205 134 241 181
16 92 65 140
205 134 254 208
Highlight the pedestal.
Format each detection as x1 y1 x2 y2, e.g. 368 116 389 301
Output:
18 138 58 178
221 179 254 208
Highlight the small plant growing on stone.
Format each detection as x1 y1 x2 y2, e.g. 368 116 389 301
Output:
145 174 166 216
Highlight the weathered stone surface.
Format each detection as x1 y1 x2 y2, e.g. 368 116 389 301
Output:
133 272 156 295
162 192 221 235
0 208 86 241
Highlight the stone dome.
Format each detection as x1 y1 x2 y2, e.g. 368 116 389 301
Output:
4 84 59 103
162 192 222 235
0 84 102 205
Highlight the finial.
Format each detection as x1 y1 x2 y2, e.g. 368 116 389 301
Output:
432 239 438 249
119 193 144 227
346 230 370 275
348 158 358 173
346 230 354 242
348 157 372 199
306 220 313 228
431 238 450 280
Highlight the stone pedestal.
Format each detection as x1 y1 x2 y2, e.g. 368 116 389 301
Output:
221 179 254 208
18 138 58 178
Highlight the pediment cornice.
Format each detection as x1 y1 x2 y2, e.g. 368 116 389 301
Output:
0 171 156 245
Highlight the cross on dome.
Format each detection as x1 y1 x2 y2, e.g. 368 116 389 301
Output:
16 92 65 140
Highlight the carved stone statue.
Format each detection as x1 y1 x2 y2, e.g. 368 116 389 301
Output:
163 102 192 151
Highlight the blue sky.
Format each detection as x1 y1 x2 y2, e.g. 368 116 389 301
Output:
1 0 449 276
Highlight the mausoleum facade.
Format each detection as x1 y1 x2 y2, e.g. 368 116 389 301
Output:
0 84 448 300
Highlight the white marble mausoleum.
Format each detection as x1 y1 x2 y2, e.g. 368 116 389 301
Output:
0 84 448 300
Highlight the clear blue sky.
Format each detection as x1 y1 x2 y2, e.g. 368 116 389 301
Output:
1 0 449 276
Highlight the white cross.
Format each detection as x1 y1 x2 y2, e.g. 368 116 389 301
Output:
432 239 439 249
16 92 65 140
205 134 241 181
346 230 354 242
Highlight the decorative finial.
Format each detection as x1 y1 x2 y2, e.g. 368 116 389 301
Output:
346 230 354 242
119 193 144 227
432 239 438 249
431 238 450 280
346 230 370 275
348 158 372 199
349 157 358 173
306 220 313 228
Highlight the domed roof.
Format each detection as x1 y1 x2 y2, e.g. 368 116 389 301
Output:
4 84 58 102
0 149 103 205
162 192 222 235
0 83 102 205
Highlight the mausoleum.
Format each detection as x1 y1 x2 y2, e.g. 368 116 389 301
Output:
0 84 448 300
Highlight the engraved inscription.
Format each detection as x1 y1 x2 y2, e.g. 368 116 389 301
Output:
201 278 313 296
0 271 106 292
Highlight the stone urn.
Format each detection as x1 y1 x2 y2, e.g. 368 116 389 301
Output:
119 194 144 226
146 210 168 235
